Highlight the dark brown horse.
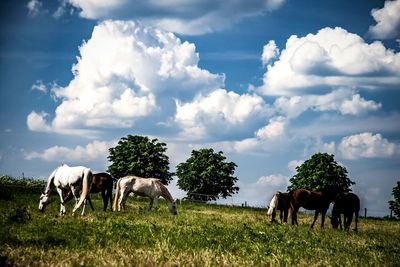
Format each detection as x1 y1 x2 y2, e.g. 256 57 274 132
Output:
289 188 338 228
267 191 289 223
90 172 114 211
330 192 360 231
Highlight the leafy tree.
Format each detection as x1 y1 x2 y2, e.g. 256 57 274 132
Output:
176 148 239 201
107 135 172 184
389 181 400 218
288 153 354 192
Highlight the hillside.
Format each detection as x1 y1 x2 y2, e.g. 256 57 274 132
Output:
1 188 399 266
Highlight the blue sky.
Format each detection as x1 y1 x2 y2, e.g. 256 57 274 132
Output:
1 0 399 216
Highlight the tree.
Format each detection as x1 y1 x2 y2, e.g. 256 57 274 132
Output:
389 181 400 218
107 135 173 184
176 148 239 201
288 153 354 192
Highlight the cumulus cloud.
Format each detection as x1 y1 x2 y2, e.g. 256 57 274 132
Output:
339 132 399 160
287 160 304 174
27 111 52 132
31 80 48 93
368 0 400 39
27 0 42 17
274 88 381 118
259 27 400 96
27 20 223 135
262 40 279 67
257 174 289 187
175 89 270 140
25 139 117 162
256 116 287 140
67 0 285 35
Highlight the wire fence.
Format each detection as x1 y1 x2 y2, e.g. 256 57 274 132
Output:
0 179 395 218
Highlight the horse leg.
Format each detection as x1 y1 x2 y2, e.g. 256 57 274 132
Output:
87 194 95 211
346 215 353 231
101 190 107 211
354 211 359 231
108 187 113 211
283 208 288 223
291 207 299 225
339 215 343 230
311 211 319 228
321 210 327 228
119 188 129 211
56 188 67 216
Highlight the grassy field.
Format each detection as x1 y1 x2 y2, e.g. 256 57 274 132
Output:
1 188 400 266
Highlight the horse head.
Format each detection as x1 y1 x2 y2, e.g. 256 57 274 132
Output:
38 192 51 212
167 199 178 215
329 215 340 229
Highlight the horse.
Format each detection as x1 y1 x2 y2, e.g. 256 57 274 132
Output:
288 188 339 228
267 191 289 223
38 164 93 216
90 172 114 211
113 176 177 215
330 192 360 231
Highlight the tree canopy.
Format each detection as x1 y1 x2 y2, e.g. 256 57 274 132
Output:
176 148 239 201
107 135 172 184
288 153 354 192
389 181 400 218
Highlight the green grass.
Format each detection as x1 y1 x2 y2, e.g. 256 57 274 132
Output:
1 188 399 266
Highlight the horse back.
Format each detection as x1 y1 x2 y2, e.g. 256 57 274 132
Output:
333 192 360 215
290 189 332 210
91 172 113 193
53 165 90 187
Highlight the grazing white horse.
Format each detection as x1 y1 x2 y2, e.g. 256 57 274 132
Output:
113 176 177 215
38 164 93 216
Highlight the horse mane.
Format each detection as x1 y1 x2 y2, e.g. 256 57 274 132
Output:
267 193 279 216
156 180 174 203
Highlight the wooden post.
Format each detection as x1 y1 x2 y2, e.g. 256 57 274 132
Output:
364 208 367 218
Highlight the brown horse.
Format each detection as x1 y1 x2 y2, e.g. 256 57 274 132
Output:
330 192 360 231
89 172 114 211
289 188 338 228
267 191 289 223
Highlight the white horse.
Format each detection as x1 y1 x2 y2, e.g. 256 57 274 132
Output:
113 176 177 215
38 164 93 216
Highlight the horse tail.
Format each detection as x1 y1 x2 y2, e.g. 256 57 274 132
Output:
113 178 121 211
267 194 278 216
73 168 93 214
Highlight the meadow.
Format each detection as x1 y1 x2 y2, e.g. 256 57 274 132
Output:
1 185 400 266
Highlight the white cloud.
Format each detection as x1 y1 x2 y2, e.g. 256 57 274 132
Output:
27 0 42 17
27 111 52 132
339 132 399 160
295 113 400 138
368 0 400 39
27 20 223 134
287 160 304 174
175 89 270 140
274 88 381 118
257 174 289 187
259 27 400 96
31 80 47 93
67 0 285 35
256 116 287 140
262 40 279 67
25 139 117 162
339 94 382 115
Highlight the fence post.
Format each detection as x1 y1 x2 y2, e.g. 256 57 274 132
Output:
364 208 367 218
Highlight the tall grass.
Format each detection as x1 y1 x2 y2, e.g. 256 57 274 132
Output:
1 187 399 266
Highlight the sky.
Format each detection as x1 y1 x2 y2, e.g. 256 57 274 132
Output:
0 0 399 216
